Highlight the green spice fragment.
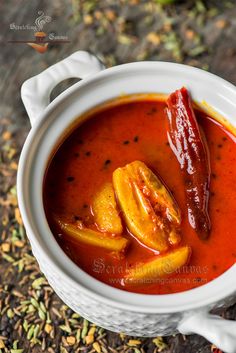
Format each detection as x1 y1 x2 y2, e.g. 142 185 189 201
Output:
32 277 46 289
81 319 89 339
30 298 39 309
27 325 35 340
59 325 72 334
38 307 46 321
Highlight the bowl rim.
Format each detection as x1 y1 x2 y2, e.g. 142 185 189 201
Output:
17 61 236 314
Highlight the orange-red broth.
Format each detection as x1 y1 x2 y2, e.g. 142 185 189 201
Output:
44 98 236 294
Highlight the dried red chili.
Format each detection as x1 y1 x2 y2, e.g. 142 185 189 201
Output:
166 87 211 240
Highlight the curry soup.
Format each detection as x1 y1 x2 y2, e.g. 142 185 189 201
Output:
43 97 236 294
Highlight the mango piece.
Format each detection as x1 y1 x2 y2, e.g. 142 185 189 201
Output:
126 161 181 225
125 246 191 284
113 165 169 252
55 217 128 253
113 161 181 252
92 182 123 234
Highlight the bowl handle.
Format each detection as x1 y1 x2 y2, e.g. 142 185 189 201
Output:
21 51 105 126
178 310 236 353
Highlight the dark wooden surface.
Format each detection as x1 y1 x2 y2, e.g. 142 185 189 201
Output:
1 1 236 352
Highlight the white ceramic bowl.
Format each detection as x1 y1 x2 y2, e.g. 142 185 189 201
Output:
18 51 236 353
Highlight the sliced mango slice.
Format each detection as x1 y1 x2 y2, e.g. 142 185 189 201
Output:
126 161 181 225
113 165 169 252
125 246 191 284
113 161 181 252
92 182 123 234
55 217 128 253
